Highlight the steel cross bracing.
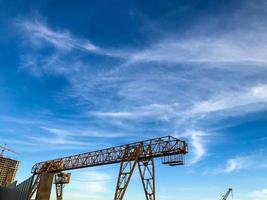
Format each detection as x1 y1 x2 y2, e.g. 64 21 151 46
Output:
32 136 188 174
114 145 142 200
28 175 40 200
138 145 155 200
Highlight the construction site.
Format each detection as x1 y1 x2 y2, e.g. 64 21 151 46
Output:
1 0 266 200
0 137 234 200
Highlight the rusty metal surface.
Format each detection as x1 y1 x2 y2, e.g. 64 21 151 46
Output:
114 145 142 200
138 147 155 200
32 136 188 174
35 173 54 200
54 172 71 200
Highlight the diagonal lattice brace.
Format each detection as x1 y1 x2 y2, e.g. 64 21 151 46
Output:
138 146 155 200
114 144 143 200
28 175 40 200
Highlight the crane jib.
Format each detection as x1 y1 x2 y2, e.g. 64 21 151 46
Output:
32 136 188 174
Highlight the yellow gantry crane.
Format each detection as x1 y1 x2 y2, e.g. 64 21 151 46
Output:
28 136 188 200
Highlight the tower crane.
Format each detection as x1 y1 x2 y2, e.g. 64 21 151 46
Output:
0 144 17 157
29 135 188 200
221 188 233 200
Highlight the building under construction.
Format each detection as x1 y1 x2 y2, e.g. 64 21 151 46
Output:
0 156 19 186
0 145 19 187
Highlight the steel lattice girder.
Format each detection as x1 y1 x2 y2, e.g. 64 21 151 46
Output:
32 136 188 174
138 158 155 200
114 146 141 200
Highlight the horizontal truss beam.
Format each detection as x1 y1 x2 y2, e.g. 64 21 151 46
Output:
32 136 188 174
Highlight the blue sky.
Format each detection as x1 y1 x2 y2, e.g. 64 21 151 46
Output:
0 0 267 199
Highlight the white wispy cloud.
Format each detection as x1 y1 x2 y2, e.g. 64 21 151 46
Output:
214 153 267 174
27 135 90 146
41 126 129 138
186 84 267 117
5 138 97 152
126 1 267 65
0 115 44 125
127 32 267 65
17 14 267 79
20 52 85 76
14 0 267 167
17 20 128 76
75 171 112 193
0 114 123 152
19 20 100 52
91 104 177 121
67 70 267 163
63 170 114 200
175 129 208 164
222 156 251 173
251 188 267 200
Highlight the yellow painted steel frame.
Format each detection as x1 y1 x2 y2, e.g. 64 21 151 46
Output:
29 136 188 200
114 144 156 200
114 144 142 200
138 158 155 200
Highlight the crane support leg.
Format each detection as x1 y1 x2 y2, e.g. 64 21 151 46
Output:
35 173 54 200
54 172 71 200
114 146 142 200
55 183 63 200
114 159 138 200
138 158 155 200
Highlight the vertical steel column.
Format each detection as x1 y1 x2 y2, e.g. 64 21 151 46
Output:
55 183 63 200
54 172 71 200
114 145 142 200
35 173 54 200
138 145 155 200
